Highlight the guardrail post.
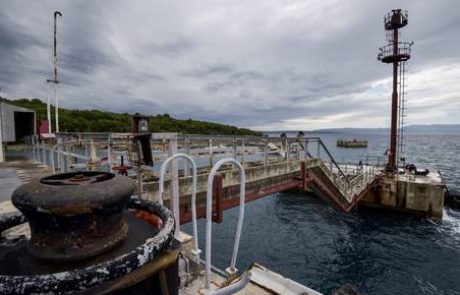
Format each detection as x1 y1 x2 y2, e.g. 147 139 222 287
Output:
107 137 113 173
169 136 179 207
264 141 268 166
42 141 47 165
241 139 245 165
185 138 191 176
287 141 291 162
209 139 213 167
304 139 309 160
301 161 306 190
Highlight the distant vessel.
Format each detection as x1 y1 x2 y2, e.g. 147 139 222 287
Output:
337 138 368 148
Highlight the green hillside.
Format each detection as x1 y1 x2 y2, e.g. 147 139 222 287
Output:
0 97 261 136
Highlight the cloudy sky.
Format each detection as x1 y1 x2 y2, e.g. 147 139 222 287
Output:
1 1 459 130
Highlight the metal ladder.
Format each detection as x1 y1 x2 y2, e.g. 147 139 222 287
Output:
397 60 408 167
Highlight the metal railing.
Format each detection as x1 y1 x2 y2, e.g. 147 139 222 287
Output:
157 153 201 261
205 158 246 290
378 42 412 61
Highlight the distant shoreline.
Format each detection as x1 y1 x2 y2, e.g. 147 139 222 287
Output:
262 124 460 135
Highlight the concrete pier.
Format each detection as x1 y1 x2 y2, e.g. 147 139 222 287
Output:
140 157 445 221
360 172 445 218
12 133 448 219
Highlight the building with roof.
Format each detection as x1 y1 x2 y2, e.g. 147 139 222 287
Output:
0 102 36 143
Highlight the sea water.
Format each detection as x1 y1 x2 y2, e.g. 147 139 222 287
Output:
185 133 460 295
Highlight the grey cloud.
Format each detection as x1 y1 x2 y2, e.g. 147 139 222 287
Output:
0 11 45 50
146 38 194 58
1 0 460 130
62 48 113 74
202 69 266 93
287 94 316 103
230 70 265 81
181 64 235 78
203 81 225 93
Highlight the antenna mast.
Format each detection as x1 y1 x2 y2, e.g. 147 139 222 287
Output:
46 11 62 134
377 9 412 172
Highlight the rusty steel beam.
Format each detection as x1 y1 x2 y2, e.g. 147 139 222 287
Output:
212 174 224 224
179 179 302 224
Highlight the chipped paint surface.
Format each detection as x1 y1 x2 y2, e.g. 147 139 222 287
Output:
11 172 135 261
0 197 175 294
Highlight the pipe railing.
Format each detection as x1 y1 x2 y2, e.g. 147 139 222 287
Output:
205 158 246 290
158 153 201 260
50 140 93 174
207 271 252 295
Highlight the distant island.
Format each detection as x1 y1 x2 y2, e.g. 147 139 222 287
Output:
310 125 460 135
264 125 460 135
0 97 262 136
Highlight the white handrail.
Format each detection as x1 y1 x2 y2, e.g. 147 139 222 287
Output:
51 141 91 174
158 153 201 260
205 158 246 289
50 142 64 174
207 271 252 295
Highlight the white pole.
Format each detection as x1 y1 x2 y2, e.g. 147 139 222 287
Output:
54 83 59 133
0 102 4 163
47 83 52 133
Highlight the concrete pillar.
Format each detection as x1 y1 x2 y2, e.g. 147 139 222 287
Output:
287 142 290 162
185 138 191 176
241 139 245 165
168 135 179 210
304 139 309 160
42 141 47 165
89 139 97 162
88 139 98 171
264 141 268 166
208 139 213 167
107 138 113 173
57 137 64 173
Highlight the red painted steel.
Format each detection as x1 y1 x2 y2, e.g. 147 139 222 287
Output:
212 174 224 224
179 179 301 224
178 163 377 224
389 28 399 171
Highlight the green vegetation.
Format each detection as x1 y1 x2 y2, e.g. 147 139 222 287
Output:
0 97 261 136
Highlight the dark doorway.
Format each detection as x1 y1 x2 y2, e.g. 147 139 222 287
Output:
14 112 35 141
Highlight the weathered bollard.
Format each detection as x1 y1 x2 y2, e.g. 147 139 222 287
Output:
11 171 135 261
1 171 177 294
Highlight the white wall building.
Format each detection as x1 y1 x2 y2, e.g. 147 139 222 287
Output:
0 102 36 143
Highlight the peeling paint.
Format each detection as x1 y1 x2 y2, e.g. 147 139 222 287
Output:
0 197 175 294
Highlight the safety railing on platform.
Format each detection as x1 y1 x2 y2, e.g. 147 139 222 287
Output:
22 133 378 204
205 158 246 290
156 153 201 261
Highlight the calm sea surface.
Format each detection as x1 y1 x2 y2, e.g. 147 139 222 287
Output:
184 133 460 295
